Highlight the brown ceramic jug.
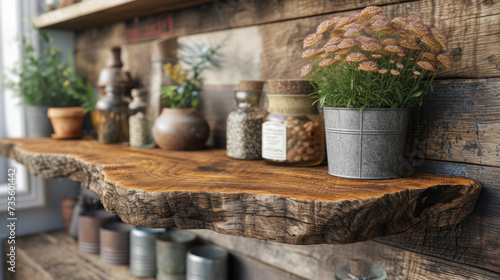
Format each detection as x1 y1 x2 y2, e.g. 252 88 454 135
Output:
152 108 209 150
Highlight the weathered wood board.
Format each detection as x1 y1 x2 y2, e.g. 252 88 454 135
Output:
192 229 500 280
75 0 500 86
407 78 500 168
258 0 500 80
378 160 500 274
0 138 481 245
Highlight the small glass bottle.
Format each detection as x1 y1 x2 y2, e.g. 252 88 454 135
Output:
96 85 129 144
226 87 265 160
128 89 153 148
262 79 325 166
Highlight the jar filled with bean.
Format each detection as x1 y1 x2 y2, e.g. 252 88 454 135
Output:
262 79 325 166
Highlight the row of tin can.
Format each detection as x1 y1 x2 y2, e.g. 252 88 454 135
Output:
77 210 228 279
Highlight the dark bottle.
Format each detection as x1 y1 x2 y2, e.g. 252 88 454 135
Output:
96 85 129 144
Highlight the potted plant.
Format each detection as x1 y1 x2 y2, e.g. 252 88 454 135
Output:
152 44 222 150
2 32 91 138
300 6 452 179
49 55 97 139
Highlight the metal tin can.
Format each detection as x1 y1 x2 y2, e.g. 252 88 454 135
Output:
186 245 228 280
130 226 166 278
156 229 197 280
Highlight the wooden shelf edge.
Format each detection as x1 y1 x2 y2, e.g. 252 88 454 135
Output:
0 138 482 245
33 0 213 30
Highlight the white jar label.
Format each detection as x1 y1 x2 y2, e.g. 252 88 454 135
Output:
262 122 286 160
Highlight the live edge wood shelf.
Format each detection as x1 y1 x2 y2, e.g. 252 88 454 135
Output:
0 138 481 245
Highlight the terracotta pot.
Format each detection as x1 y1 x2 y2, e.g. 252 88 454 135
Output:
153 108 210 150
61 197 78 233
47 107 85 139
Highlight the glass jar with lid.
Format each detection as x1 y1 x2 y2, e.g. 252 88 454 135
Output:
262 79 325 166
226 81 266 160
96 85 129 144
128 88 153 148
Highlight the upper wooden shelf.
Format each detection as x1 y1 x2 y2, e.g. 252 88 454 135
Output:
33 0 213 29
0 138 481 245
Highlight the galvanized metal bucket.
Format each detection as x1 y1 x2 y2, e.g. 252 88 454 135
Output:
130 226 166 278
323 107 409 179
156 229 197 280
186 245 228 280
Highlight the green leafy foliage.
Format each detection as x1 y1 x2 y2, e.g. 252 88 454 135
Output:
161 44 222 110
2 32 85 107
308 51 437 110
64 54 97 113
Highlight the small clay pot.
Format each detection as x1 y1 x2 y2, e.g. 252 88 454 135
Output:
152 108 210 150
47 107 85 139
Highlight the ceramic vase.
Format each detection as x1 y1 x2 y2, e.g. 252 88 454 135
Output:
153 108 210 150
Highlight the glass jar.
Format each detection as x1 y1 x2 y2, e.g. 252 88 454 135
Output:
96 85 129 144
128 89 153 148
226 90 265 160
262 80 325 166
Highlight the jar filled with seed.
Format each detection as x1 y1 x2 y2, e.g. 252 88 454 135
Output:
128 88 153 148
226 81 266 160
262 79 325 166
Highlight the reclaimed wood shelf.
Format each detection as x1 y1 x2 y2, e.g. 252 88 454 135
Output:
33 0 213 29
0 138 481 245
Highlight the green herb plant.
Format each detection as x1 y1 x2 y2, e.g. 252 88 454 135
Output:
300 6 452 110
2 32 82 107
64 54 97 113
161 44 222 110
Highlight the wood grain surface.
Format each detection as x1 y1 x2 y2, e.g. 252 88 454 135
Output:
74 0 500 90
407 78 500 168
258 0 500 80
378 160 500 273
0 138 481 245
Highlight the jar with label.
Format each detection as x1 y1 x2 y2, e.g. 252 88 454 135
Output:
129 88 154 148
226 81 266 160
262 79 325 166
96 85 129 144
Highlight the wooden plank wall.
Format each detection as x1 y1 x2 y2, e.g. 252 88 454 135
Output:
74 0 500 279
